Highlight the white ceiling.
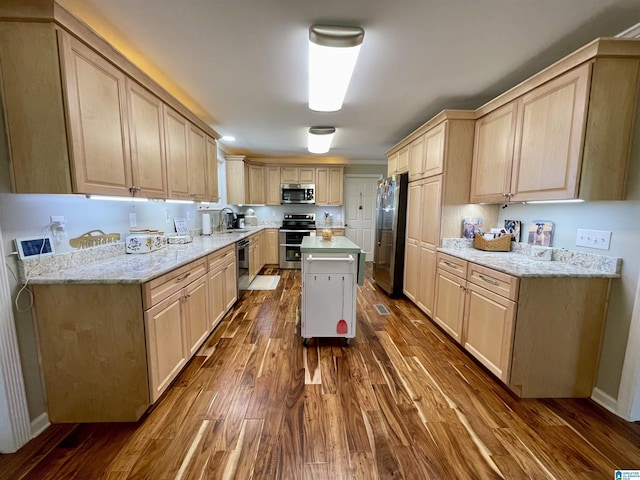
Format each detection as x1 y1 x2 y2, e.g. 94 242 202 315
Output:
58 0 640 164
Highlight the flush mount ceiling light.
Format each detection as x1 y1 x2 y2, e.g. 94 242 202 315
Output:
308 126 336 154
309 24 364 112
220 135 235 142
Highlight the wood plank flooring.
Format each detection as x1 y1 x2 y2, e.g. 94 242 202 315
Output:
2 265 640 479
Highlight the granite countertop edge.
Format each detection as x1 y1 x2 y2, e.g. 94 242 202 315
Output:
437 247 620 279
26 226 268 285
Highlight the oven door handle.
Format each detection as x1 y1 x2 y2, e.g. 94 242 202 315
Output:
280 243 304 247
279 229 315 233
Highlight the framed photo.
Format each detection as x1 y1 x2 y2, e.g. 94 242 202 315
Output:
527 221 554 247
462 217 483 239
504 220 521 242
15 236 55 260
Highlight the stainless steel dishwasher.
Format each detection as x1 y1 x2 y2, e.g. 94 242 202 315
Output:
237 237 250 291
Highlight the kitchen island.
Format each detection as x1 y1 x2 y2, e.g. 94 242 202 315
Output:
300 236 365 346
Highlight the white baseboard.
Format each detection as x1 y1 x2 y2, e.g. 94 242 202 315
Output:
591 387 619 415
30 412 50 439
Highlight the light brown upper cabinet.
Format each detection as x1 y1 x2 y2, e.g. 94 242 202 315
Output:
206 136 219 202
60 31 133 196
388 146 409 176
225 156 265 205
127 80 168 199
471 49 640 203
265 166 281 205
0 8 220 198
280 167 315 184
316 167 344 206
408 124 446 181
164 106 191 199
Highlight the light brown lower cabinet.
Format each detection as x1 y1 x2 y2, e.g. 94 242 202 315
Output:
32 249 238 422
433 252 610 397
263 228 279 265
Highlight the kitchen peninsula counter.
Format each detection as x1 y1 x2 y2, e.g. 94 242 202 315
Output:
23 227 266 284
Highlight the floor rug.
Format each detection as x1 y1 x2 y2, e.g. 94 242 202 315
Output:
247 275 280 290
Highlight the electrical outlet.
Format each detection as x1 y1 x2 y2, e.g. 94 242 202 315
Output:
129 213 137 228
186 211 191 222
576 229 611 250
165 210 171 224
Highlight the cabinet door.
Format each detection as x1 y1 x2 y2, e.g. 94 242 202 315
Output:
416 244 436 317
463 282 516 382
223 258 238 311
406 181 422 243
433 269 466 343
225 158 247 205
387 152 398 177
510 63 591 201
403 239 419 301
209 267 225 329
280 167 297 183
423 122 446 178
265 166 281 205
470 101 518 203
127 80 167 199
328 167 343 205
408 139 425 182
184 274 209 356
59 32 132 196
206 136 219 202
299 167 315 183
397 148 409 173
164 106 190 199
420 176 442 247
247 164 265 204
188 125 208 201
144 290 188 402
316 168 329 205
264 229 279 264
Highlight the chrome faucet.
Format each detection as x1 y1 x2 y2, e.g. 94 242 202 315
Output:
218 207 237 232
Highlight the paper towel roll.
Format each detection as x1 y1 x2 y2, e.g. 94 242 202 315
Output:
202 213 211 235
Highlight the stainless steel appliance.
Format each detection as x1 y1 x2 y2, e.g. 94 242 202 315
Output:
281 184 315 204
373 173 408 296
279 213 316 268
237 237 249 291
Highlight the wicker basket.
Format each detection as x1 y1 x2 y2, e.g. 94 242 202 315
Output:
473 232 512 252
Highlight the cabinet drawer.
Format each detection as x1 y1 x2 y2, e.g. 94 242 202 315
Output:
207 244 235 272
437 253 468 278
467 263 519 302
143 258 207 309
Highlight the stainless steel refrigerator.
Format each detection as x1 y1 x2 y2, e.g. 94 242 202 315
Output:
373 173 408 297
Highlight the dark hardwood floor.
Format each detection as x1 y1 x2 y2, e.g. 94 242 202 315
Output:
2 265 640 479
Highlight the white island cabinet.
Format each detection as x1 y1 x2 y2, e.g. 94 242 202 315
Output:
300 236 365 346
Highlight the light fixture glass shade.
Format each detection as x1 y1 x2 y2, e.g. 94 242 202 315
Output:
308 126 336 154
309 25 364 112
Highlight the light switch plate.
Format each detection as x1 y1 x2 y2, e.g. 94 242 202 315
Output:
576 229 611 250
129 213 137 228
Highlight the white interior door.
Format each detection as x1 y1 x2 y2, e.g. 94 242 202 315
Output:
344 175 379 261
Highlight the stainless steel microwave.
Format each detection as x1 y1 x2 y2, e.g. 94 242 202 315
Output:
281 184 315 204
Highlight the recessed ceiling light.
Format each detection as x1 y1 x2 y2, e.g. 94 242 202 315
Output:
221 135 236 142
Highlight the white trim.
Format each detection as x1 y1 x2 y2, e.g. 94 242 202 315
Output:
591 387 619 415
30 412 50 439
617 268 640 421
0 224 31 453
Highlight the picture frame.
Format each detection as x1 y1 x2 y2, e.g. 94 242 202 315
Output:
15 236 55 260
504 220 521 242
462 217 483 239
527 221 554 247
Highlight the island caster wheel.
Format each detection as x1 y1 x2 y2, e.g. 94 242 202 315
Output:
302 338 310 347
343 338 351 347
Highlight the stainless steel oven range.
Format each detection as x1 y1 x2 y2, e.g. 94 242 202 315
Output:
279 213 316 269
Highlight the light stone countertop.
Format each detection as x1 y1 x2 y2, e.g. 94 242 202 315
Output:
438 239 621 279
25 227 267 285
